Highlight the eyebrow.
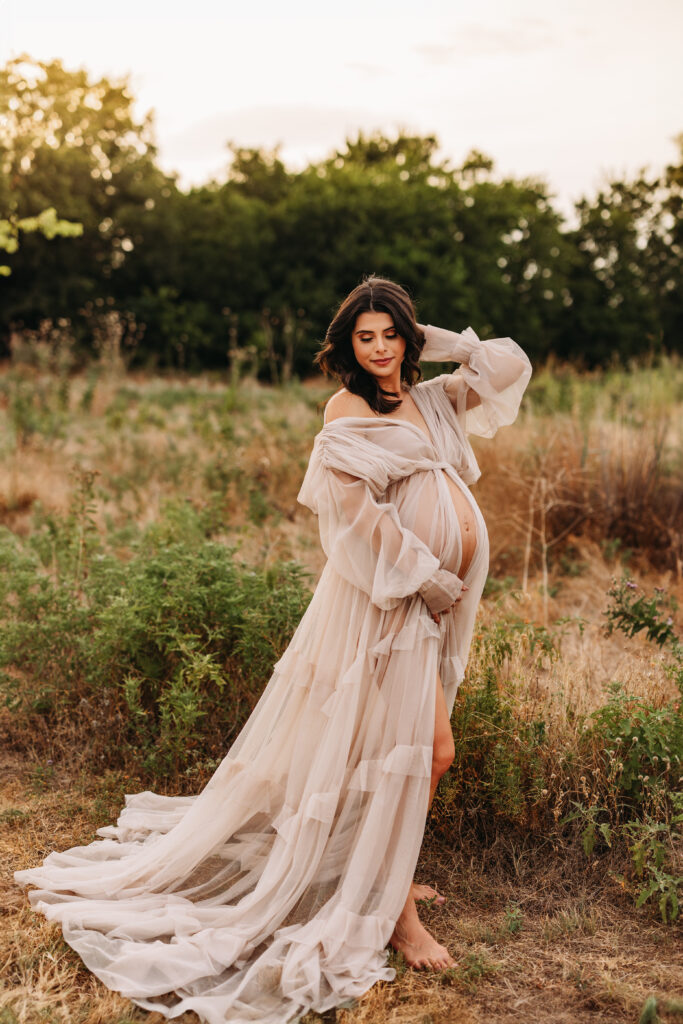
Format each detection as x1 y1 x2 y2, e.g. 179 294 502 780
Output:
354 326 396 335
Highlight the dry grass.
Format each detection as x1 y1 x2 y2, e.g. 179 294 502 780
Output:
2 752 682 1024
498 556 681 725
476 413 683 589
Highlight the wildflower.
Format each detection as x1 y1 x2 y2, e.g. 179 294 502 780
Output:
626 580 638 590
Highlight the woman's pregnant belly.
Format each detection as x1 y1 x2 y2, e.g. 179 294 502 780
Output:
387 469 480 580
442 472 478 578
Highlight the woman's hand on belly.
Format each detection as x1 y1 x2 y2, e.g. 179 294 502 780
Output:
430 585 469 625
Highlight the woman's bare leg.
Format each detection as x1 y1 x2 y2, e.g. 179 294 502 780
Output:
391 672 456 968
411 672 454 905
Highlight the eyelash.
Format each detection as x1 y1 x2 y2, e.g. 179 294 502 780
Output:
360 333 396 341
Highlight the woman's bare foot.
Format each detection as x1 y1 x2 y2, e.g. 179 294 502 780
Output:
411 882 446 905
390 895 456 970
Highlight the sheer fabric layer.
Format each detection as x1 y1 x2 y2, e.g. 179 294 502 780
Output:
15 324 531 1024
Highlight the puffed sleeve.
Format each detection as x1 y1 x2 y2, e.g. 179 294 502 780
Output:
418 323 532 438
298 446 464 615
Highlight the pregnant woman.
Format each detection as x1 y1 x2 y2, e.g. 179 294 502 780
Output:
15 276 532 1024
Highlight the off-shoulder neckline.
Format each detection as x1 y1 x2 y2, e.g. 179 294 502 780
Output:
321 414 434 447
323 383 437 446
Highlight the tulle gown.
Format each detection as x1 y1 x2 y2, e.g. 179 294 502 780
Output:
14 324 532 1024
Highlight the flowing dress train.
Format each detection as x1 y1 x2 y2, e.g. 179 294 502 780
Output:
14 324 532 1024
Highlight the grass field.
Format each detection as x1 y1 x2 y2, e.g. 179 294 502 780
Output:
1 351 682 1022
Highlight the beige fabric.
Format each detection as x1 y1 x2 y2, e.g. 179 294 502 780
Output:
15 324 531 1024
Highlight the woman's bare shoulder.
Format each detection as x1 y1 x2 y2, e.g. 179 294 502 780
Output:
324 388 374 423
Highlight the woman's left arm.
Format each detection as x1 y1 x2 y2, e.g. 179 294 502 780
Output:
417 323 532 438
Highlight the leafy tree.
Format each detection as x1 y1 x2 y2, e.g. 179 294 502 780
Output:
266 138 571 371
223 144 292 203
560 136 683 364
0 55 174 343
0 55 680 370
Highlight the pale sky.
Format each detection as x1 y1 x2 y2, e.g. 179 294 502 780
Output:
2 0 681 219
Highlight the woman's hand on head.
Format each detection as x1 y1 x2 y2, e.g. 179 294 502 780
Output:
430 585 468 624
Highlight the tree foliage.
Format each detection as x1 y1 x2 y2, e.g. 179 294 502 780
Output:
1 57 681 373
0 206 82 276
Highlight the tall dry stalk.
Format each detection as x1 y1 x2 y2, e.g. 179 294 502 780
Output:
522 477 538 593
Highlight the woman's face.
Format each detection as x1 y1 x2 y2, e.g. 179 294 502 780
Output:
351 311 406 380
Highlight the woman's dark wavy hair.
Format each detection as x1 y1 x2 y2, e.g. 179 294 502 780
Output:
314 276 425 414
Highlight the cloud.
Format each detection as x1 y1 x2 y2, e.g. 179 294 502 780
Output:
159 104 407 184
416 18 559 63
164 104 397 159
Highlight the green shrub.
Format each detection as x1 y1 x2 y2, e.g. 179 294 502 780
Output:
0 502 311 778
564 578 683 921
587 686 683 809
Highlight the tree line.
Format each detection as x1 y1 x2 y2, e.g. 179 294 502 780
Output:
1 56 681 376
